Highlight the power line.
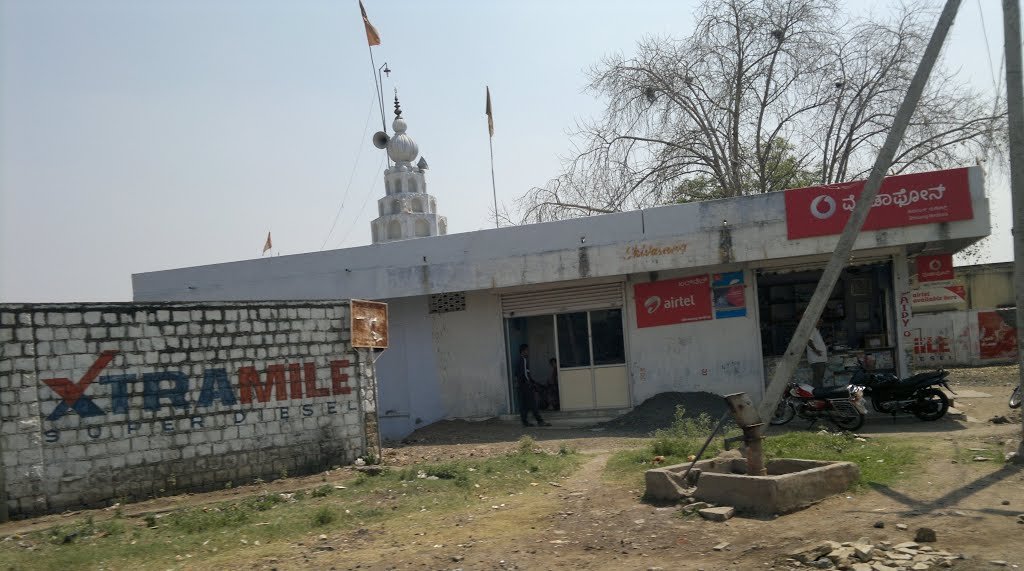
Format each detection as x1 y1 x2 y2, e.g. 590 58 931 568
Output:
320 93 377 250
333 154 387 249
978 0 1000 93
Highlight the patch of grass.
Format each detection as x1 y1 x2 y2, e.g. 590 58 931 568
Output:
763 432 918 489
605 410 919 493
517 435 536 454
605 406 736 488
3 449 583 571
311 506 336 526
311 484 334 498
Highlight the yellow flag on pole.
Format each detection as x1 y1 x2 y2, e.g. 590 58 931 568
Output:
359 0 381 47
262 232 272 255
486 86 494 137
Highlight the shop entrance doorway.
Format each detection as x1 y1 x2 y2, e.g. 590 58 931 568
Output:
756 262 895 387
505 309 629 413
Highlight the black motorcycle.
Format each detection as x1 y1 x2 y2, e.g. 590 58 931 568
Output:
851 363 953 421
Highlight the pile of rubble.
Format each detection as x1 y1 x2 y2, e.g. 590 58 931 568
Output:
783 535 969 570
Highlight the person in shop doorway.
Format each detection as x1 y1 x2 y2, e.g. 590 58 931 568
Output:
805 317 829 388
546 357 560 411
514 344 551 427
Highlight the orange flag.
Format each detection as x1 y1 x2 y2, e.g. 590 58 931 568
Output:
486 86 494 137
262 232 272 255
359 0 381 47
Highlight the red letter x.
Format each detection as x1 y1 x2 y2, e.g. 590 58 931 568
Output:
43 350 119 406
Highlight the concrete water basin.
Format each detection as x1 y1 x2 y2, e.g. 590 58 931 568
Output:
645 456 859 515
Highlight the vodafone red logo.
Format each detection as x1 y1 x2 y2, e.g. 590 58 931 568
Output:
809 195 837 219
917 254 954 283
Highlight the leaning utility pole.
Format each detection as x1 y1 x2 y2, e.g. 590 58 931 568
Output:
757 0 964 422
1002 0 1024 459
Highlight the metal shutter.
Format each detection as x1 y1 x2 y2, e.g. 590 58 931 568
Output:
500 283 624 317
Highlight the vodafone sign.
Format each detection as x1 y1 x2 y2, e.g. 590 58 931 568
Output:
784 168 973 239
634 276 712 328
917 254 955 282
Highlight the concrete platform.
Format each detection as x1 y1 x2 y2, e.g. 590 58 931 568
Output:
646 456 859 515
497 407 631 427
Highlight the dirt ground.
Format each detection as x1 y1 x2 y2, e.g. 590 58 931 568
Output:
3 366 1023 570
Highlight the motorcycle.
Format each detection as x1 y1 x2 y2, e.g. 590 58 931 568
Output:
852 363 953 421
770 382 868 431
1011 385 1022 409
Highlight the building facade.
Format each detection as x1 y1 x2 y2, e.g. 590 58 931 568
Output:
133 166 990 440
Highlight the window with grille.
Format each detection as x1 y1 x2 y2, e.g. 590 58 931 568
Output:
429 292 466 314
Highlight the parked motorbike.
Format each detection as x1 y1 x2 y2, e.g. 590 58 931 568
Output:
770 382 868 431
1011 385 1022 409
852 363 953 421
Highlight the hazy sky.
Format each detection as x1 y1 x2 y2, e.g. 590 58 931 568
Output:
0 0 1013 302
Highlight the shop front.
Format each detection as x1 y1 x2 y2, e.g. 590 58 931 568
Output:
756 260 898 387
501 282 630 413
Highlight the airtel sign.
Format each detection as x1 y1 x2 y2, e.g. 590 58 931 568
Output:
634 276 713 328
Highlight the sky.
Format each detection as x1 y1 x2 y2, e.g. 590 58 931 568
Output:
0 0 1014 302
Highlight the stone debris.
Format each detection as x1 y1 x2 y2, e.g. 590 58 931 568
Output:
914 528 937 543
713 542 730 551
896 523 909 530
697 506 735 522
780 535 964 571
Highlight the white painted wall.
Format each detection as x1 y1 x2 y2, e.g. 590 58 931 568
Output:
131 168 989 304
374 296 444 441
624 268 765 404
430 291 508 419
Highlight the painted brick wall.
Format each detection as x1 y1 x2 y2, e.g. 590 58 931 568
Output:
0 301 377 520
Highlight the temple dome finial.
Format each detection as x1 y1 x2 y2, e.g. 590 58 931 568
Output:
387 90 417 164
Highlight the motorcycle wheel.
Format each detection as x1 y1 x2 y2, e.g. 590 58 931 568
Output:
770 399 797 425
1010 386 1022 409
830 411 865 431
912 388 950 421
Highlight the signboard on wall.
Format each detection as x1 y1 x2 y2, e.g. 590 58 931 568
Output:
634 275 712 328
351 299 389 349
911 284 967 311
916 254 955 282
978 309 1018 360
784 168 973 239
711 271 746 318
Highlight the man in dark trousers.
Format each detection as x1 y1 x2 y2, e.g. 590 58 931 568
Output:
514 344 550 427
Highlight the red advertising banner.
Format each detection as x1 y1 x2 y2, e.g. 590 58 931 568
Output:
911 285 966 308
917 254 955 282
978 310 1018 361
634 275 712 328
784 168 973 239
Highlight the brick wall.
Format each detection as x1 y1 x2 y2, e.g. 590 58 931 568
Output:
0 301 376 520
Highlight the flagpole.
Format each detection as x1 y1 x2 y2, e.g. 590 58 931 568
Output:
489 135 499 228
367 45 386 134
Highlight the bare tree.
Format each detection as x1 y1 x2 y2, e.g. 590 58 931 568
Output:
517 0 1005 222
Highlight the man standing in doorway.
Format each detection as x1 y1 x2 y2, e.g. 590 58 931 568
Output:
514 344 551 427
806 318 829 388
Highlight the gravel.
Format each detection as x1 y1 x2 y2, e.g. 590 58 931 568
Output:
596 391 728 434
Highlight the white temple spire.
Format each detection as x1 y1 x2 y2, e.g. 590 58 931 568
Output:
370 93 447 244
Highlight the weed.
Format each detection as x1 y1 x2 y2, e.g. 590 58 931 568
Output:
294 490 307 501
312 506 336 526
224 481 233 490
311 485 334 498
279 468 289 479
558 443 576 456
364 451 379 465
517 435 536 455
143 514 157 528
